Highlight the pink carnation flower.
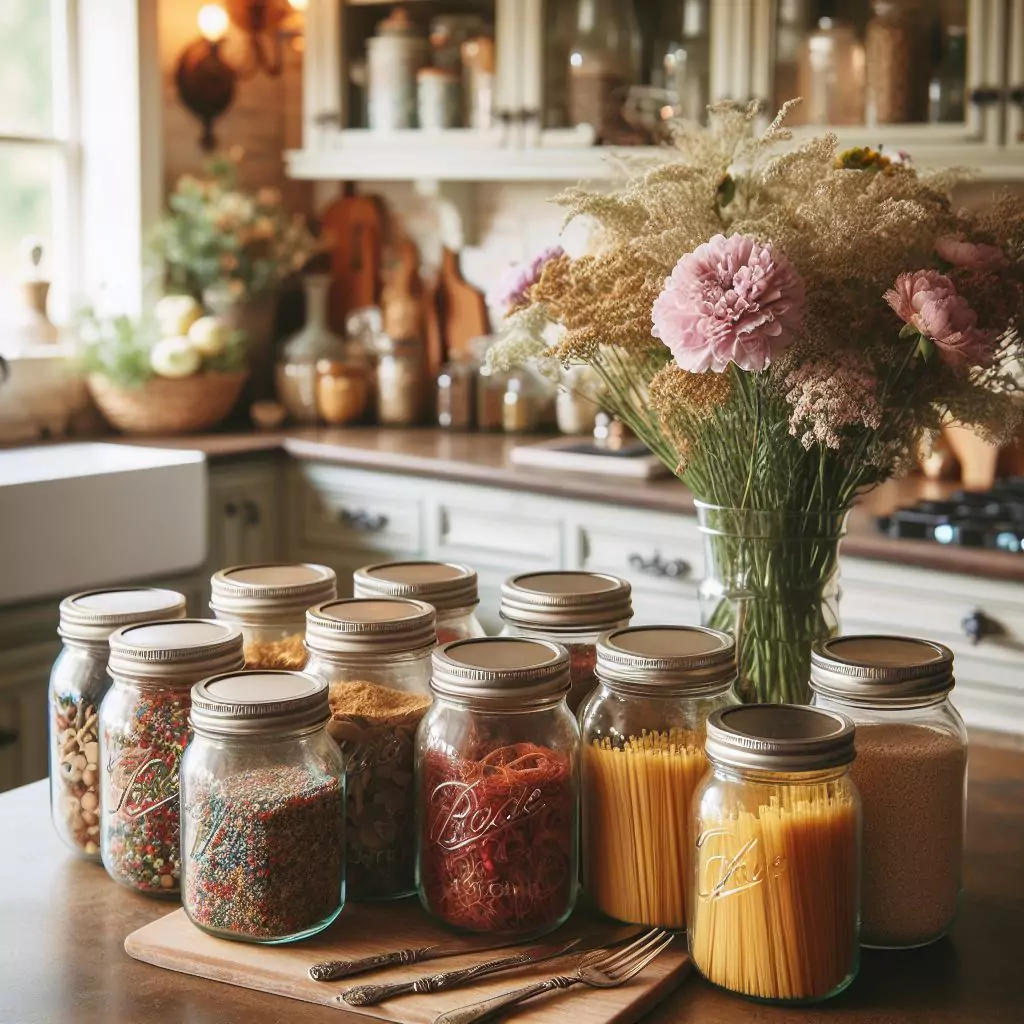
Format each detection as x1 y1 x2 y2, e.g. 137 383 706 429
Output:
935 235 1008 270
489 245 564 314
652 233 805 373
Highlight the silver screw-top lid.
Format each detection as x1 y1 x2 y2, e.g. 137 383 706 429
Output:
431 637 570 706
810 635 955 707
58 587 187 644
596 625 736 696
209 563 337 623
705 704 856 773
305 597 436 655
108 619 245 685
499 571 632 631
353 561 479 612
190 670 329 737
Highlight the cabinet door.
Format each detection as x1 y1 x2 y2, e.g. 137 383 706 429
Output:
1009 1 1024 149
207 461 283 575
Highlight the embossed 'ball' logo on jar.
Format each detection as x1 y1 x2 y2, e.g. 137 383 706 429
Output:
428 780 546 852
696 827 787 901
106 747 181 821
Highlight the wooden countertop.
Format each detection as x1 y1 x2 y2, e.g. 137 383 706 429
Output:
2 740 1022 1024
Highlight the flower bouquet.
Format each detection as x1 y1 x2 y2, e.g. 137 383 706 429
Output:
491 102 1024 704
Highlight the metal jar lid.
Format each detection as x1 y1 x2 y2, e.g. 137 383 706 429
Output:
499 571 632 632
191 670 329 737
810 635 955 707
596 625 736 696
108 619 245 686
353 561 479 612
305 597 437 655
705 704 856 773
209 564 337 623
431 637 570 706
58 587 187 645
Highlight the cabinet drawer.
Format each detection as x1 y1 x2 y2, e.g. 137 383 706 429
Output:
433 501 563 570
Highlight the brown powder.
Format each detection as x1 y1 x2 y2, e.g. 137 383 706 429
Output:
328 680 430 722
852 722 966 947
244 634 308 671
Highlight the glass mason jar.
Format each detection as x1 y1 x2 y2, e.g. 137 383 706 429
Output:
353 560 485 644
210 563 337 670
304 597 436 901
578 625 738 929
810 635 968 949
690 705 861 1004
181 670 345 943
499 571 632 713
418 637 580 934
99 620 244 896
49 588 186 860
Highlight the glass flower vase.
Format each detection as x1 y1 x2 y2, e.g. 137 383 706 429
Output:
695 503 850 705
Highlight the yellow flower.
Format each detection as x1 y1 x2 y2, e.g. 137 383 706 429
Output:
834 147 891 172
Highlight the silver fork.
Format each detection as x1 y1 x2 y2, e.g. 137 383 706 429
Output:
432 928 674 1024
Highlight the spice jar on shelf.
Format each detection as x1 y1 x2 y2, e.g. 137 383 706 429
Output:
304 597 436 901
810 635 967 949
437 360 475 430
417 66 462 129
181 670 345 943
865 1 926 126
210 563 337 670
49 588 187 860
353 560 486 643
99 619 244 896
316 359 369 425
690 705 861 1003
578 625 737 929
375 335 424 426
499 571 632 712
417 637 580 934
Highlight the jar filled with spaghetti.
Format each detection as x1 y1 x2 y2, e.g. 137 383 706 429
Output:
417 637 579 934
690 705 861 1004
210 563 337 671
304 597 436 901
499 571 632 713
578 625 737 929
353 560 485 644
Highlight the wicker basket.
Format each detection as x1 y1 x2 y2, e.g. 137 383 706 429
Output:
87 371 248 435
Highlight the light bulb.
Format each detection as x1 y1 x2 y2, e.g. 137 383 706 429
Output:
197 4 229 43
289 0 309 10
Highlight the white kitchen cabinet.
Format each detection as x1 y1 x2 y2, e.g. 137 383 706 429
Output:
1008 0 1024 150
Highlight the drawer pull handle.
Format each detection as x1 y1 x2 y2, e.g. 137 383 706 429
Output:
961 609 1003 645
241 499 261 527
0 727 19 749
628 552 691 580
338 508 390 532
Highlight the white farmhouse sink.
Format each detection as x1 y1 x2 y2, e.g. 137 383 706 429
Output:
0 443 207 605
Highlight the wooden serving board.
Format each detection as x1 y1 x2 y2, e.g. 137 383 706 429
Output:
125 902 690 1023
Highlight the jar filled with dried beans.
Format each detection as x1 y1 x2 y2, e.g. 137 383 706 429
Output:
304 597 436 901
810 635 967 949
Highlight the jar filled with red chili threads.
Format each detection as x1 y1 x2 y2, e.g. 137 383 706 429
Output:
353 561 485 644
498 572 632 712
417 636 580 935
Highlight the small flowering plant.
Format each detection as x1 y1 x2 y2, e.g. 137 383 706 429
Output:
490 102 1024 703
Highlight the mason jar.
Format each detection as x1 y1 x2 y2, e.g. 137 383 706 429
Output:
353 560 485 644
99 619 244 896
417 637 580 934
499 571 632 712
210 563 337 670
49 588 186 860
690 705 860 1004
304 597 436 901
578 625 738 929
810 634 968 949
181 670 345 943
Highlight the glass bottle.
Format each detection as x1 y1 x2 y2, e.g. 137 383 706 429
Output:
417 637 580 934
798 17 866 126
376 335 424 426
810 635 967 949
865 1 926 126
316 359 370 425
304 597 436 900
578 625 738 929
99 620 244 896
667 1 710 125
437 360 475 430
929 23 967 124
49 588 186 860
180 670 345 943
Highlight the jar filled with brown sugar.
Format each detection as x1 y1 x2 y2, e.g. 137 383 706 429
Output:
810 635 967 948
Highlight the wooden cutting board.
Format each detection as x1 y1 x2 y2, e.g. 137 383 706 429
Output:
321 193 385 331
436 247 489 362
125 902 690 1024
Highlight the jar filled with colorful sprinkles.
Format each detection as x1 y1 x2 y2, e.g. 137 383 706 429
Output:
181 671 345 943
99 620 244 896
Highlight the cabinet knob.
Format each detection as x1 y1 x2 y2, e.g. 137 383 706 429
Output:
0 727 19 749
961 609 1003 645
338 508 390 532
1010 86 1024 109
241 499 261 526
224 501 238 518
627 552 691 580
969 87 1003 107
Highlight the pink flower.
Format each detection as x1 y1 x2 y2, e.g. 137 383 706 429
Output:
490 245 564 314
784 358 882 450
935 235 1008 270
652 234 805 373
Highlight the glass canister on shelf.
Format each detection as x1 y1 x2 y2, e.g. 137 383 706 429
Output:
49 588 187 860
865 1 927 125
316 359 370 425
376 335 424 426
353 560 485 643
797 17 866 126
367 6 430 130
556 364 600 435
499 571 632 712
304 597 436 900
418 637 579 934
210 563 337 670
690 705 861 1003
437 360 475 430
810 635 967 949
578 626 737 929
181 670 345 943
417 66 462 129
99 620 244 896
